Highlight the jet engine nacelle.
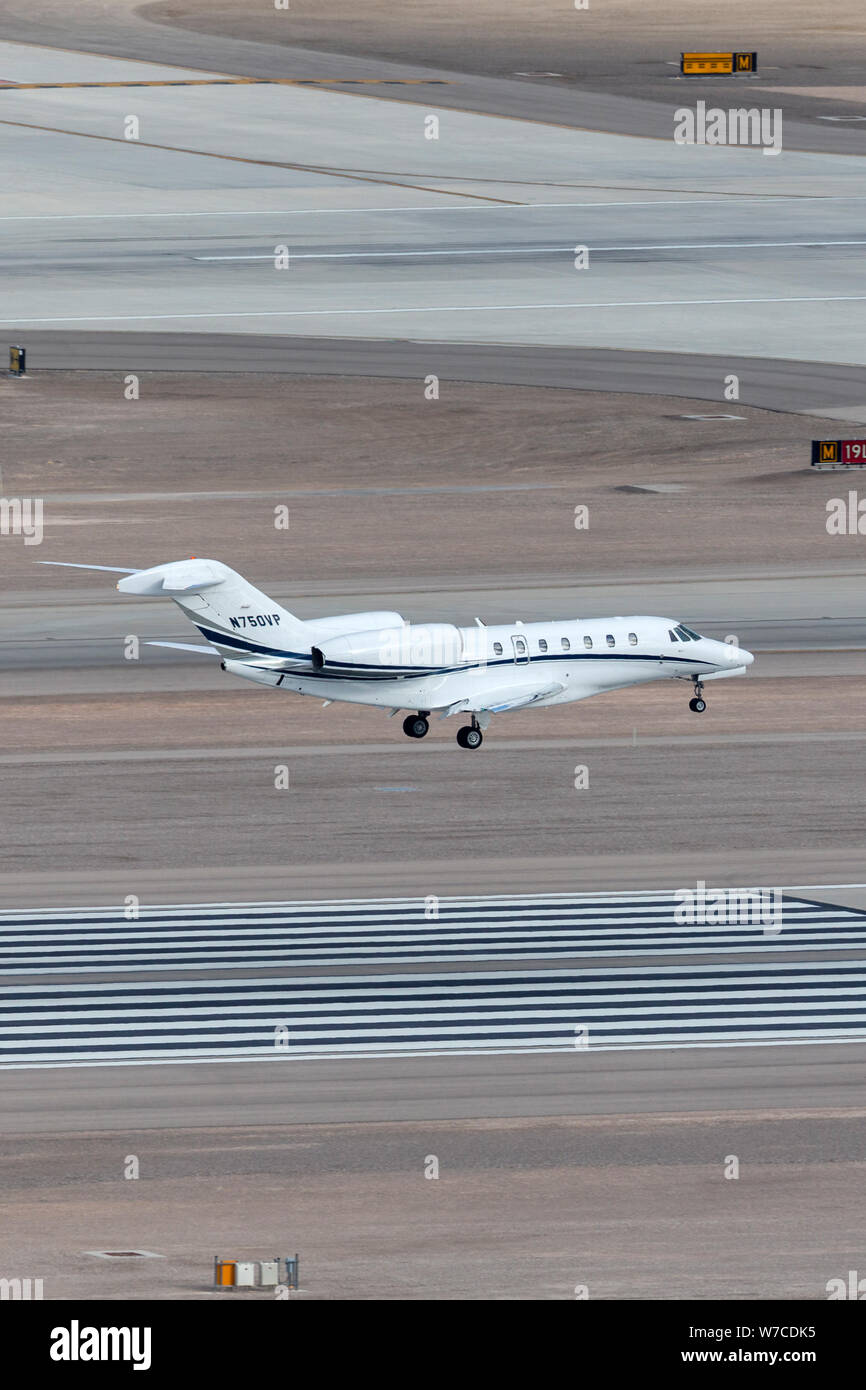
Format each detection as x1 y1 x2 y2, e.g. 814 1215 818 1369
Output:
309 611 405 639
311 622 465 676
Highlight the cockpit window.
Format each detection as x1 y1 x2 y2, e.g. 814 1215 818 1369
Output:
669 630 678 642
675 624 702 641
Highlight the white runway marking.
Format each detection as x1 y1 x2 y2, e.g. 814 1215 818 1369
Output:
2 893 864 1067
195 240 866 262
4 195 866 222
2 957 866 1067
6 293 866 326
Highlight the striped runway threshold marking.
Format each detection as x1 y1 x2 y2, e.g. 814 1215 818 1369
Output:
1 893 866 975
2 959 866 1067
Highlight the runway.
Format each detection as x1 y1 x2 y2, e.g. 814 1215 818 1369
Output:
8 570 866 696
3 891 866 976
1 40 865 365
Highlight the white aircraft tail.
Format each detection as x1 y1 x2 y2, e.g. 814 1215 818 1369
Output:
117 558 316 660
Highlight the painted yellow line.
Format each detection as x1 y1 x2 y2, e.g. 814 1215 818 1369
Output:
0 78 451 90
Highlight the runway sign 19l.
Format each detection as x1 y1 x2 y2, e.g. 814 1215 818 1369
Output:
680 52 757 76
811 440 866 468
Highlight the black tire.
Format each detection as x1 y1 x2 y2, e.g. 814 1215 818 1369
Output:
458 725 483 749
690 698 706 713
403 715 429 738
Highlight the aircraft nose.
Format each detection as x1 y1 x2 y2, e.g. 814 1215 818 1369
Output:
731 645 754 667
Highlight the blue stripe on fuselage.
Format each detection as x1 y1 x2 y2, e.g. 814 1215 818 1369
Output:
319 652 717 675
196 624 309 660
196 623 722 679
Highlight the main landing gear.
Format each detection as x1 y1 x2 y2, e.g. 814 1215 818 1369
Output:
456 717 483 750
403 712 430 739
402 711 485 748
688 680 706 714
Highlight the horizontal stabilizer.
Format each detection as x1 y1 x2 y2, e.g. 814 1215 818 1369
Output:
145 641 218 655
38 561 140 574
118 560 226 595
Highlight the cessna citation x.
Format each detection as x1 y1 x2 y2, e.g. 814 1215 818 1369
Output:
42 558 754 749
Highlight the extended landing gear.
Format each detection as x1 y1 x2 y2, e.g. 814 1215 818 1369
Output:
456 718 483 750
403 713 430 739
688 681 706 714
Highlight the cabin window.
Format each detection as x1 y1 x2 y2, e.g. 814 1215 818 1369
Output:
561 637 571 652
538 638 548 653
583 635 593 649
606 634 615 647
628 632 638 645
493 642 503 655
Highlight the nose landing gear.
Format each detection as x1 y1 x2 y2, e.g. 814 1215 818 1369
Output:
688 681 706 714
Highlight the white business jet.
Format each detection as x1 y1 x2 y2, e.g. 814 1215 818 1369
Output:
41 558 754 749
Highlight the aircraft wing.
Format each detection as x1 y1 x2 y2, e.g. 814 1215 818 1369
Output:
443 680 565 716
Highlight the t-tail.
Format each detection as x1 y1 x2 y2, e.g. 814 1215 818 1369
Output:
117 558 316 664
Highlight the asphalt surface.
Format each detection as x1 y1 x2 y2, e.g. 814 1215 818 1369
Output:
5 1043 866 1131
10 334 866 422
5 732 866 899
